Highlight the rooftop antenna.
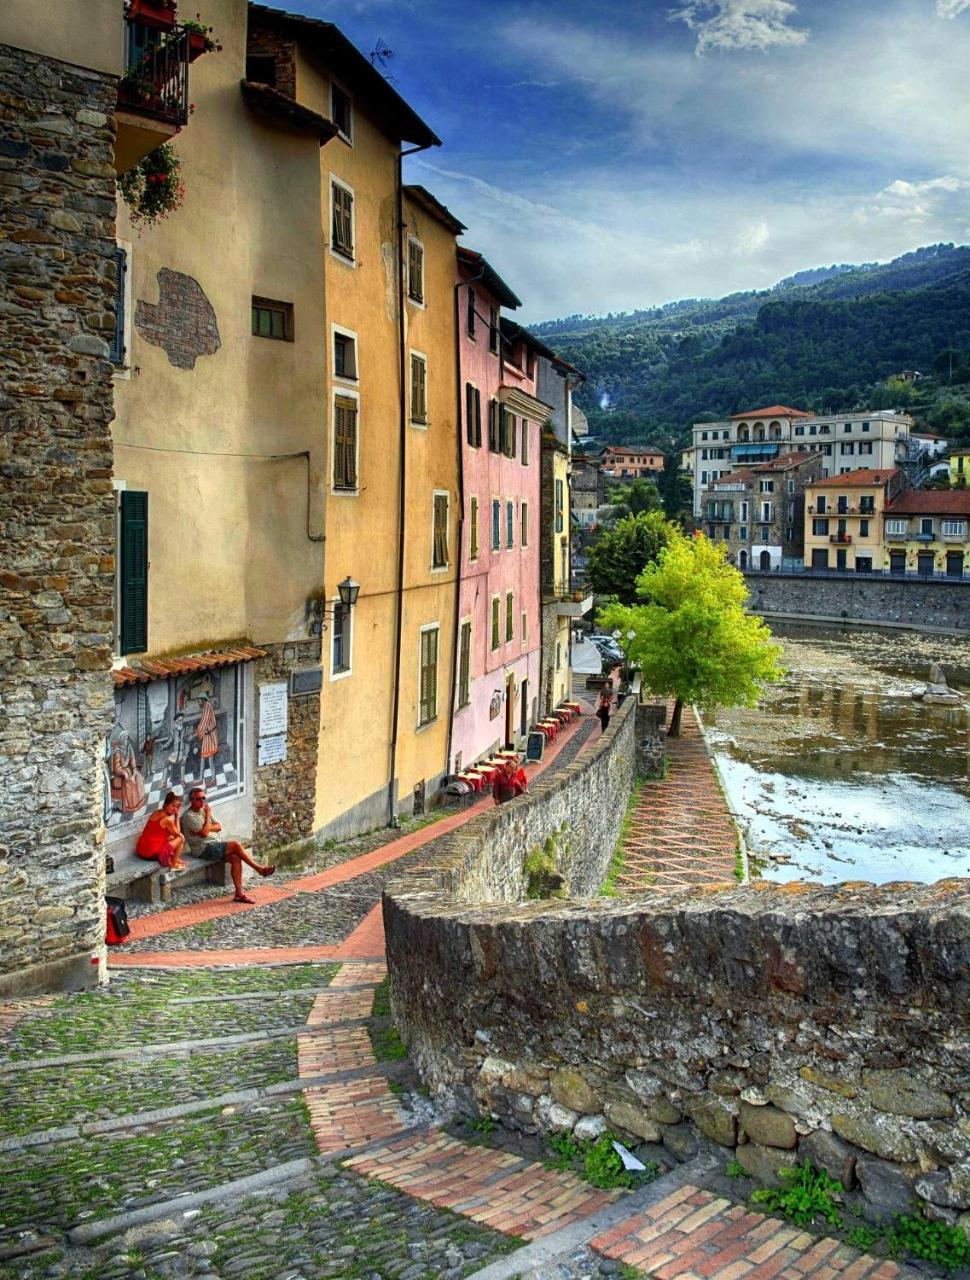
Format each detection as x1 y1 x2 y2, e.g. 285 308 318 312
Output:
370 38 394 78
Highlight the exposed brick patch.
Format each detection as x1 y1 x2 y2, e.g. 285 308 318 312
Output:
135 267 221 369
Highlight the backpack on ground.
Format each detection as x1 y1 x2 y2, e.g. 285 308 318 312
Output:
105 895 130 946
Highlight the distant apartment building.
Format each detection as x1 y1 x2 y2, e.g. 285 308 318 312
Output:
701 452 823 570
803 469 908 573
571 455 606 529
601 445 664 479
689 405 914 516
883 491 970 578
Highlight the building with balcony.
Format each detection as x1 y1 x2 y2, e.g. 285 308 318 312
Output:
601 445 664 479
803 469 908 572
883 491 970 578
701 452 822 571
950 449 970 489
689 405 914 516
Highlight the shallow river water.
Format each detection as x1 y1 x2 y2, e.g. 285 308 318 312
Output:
706 622 970 884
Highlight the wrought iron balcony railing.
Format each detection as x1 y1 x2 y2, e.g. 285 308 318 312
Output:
118 16 190 128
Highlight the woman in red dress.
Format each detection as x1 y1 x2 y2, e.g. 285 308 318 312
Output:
135 792 188 870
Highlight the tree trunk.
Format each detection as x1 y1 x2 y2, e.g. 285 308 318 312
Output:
669 698 683 738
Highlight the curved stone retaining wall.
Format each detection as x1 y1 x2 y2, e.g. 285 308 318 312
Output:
746 571 970 632
384 879 970 1225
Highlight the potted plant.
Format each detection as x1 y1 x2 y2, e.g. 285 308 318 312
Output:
118 142 185 228
126 0 178 30
181 15 222 60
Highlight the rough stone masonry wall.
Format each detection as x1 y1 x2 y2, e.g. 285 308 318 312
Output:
0 44 117 996
252 640 322 854
747 571 970 632
386 872 970 1227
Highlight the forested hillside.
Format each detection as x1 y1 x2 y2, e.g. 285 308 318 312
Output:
533 244 970 447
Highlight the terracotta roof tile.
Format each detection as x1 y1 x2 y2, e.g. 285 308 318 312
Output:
113 646 265 687
729 404 811 419
886 491 970 515
809 468 899 488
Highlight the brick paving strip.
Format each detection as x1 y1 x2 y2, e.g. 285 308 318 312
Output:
617 702 739 893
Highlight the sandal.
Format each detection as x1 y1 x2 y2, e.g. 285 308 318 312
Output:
232 893 256 905
257 864 276 878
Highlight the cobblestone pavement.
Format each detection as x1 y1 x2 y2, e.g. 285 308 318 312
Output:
616 704 738 893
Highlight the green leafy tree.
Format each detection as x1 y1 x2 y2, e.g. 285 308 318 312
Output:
609 478 663 519
599 531 782 736
586 511 672 605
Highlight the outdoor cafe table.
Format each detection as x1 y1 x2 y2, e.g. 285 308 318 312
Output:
457 771 484 792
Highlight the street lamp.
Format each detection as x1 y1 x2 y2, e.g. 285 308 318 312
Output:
337 576 361 609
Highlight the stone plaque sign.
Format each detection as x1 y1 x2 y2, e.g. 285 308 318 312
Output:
259 682 288 738
257 734 287 767
290 666 323 697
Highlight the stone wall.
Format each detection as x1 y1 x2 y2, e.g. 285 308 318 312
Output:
0 44 118 995
747 571 970 632
635 701 666 778
385 876 970 1228
252 640 322 853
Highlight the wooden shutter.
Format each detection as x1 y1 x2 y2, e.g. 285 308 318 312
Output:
408 240 423 302
492 500 500 549
420 628 438 723
488 399 499 451
433 493 448 567
507 414 517 459
467 288 476 336
332 184 353 256
119 490 148 655
458 621 471 705
491 597 500 649
475 390 482 446
506 501 513 547
505 592 513 641
411 355 427 423
498 406 507 455
466 384 475 445
470 496 478 559
521 501 528 547
521 420 528 465
334 396 357 488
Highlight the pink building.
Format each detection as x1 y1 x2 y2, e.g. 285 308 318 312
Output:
451 248 549 769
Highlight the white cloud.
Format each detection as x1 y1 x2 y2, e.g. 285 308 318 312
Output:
668 0 808 53
855 175 970 224
736 219 770 254
936 0 970 16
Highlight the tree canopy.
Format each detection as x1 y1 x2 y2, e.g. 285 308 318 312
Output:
586 511 671 605
599 531 783 735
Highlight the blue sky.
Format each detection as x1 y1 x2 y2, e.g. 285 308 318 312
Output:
284 0 970 321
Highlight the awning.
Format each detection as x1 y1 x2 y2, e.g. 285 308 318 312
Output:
113 646 265 687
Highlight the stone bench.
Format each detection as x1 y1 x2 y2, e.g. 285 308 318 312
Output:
106 847 231 904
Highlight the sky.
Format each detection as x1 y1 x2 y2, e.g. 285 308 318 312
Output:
281 0 970 322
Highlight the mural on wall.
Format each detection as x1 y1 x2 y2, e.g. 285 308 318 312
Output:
104 664 246 842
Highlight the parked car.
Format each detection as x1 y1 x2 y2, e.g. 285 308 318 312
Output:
588 635 624 665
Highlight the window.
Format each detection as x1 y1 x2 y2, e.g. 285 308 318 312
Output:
330 179 354 261
921 517 934 536
502 408 517 458
701 470 708 484
418 626 439 725
860 441 873 455
331 82 352 140
407 238 424 304
246 54 276 84
702 432 709 441
739 526 748 540
837 496 848 514
457 621 471 707
465 383 482 447
469 496 479 560
467 287 476 337
331 601 352 677
760 502 772 522
333 328 357 380
521 420 529 466
759 480 774 493
813 518 829 536
858 519 869 537
522 611 528 644
795 426 804 436
491 595 500 649
761 525 770 542
844 423 852 433
840 442 855 456
862 421 870 432
110 245 127 365
860 496 874 514
740 500 749 522
505 591 514 642
332 394 358 490
410 352 427 425
489 306 499 354
432 492 449 568
506 499 514 548
943 519 967 536
488 399 500 451
119 489 148 655
491 499 501 550
555 479 564 533
252 296 293 341
521 501 529 547
886 519 907 535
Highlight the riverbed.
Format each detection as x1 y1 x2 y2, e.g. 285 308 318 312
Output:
705 622 970 884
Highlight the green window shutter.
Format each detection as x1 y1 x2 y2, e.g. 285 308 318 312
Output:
470 496 478 559
119 490 148 655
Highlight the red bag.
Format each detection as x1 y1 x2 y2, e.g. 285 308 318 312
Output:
105 896 130 946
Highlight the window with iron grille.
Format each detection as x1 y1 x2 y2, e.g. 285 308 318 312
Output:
470 496 479 559
506 592 514 642
458 621 471 707
110 246 127 365
331 180 354 260
419 626 439 725
407 238 424 304
119 490 148 656
410 352 427 424
432 492 449 568
333 395 358 490
491 595 500 649
252 297 293 341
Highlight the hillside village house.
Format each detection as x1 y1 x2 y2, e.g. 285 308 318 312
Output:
951 449 970 488
601 445 664 479
690 405 914 517
701 452 823 570
883 491 970 578
570 455 606 530
802 469 908 573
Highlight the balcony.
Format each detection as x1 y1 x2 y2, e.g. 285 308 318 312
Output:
553 589 594 617
914 532 935 542
829 533 852 544
115 14 190 173
886 529 908 541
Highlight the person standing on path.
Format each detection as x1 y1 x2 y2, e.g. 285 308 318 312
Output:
181 788 276 904
596 687 612 733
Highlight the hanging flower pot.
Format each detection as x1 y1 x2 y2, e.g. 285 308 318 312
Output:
127 0 178 30
118 142 185 228
182 16 222 61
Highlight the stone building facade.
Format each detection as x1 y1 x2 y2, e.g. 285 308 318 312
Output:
0 38 119 995
700 451 823 570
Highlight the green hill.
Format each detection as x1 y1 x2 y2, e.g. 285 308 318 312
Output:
533 244 970 448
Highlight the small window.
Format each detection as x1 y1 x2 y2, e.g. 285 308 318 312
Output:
467 287 476 337
419 626 439 725
921 517 934 536
521 420 529 466
333 394 358 490
862 421 870 432
816 496 827 514
246 55 277 85
813 518 829 536
505 591 514 642
522 611 529 644
410 352 427 425
407 238 424 304
331 179 354 260
432 492 449 568
119 489 148 656
886 519 907 535
331 601 352 676
458 621 471 707
521 501 529 547
465 383 482 448
491 499 501 550
759 479 774 493
469 495 479 560
489 306 499 354
490 595 500 650
252 297 293 341
333 329 357 380
555 479 564 533
943 519 966 536
331 82 352 141
506 500 514 548
860 519 870 537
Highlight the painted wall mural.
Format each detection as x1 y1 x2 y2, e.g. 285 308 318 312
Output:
104 663 246 842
